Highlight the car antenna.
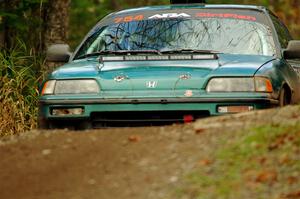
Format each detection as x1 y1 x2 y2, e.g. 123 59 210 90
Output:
170 0 207 4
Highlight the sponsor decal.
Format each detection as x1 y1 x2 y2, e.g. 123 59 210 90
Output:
179 73 192 80
114 75 128 82
114 15 144 23
148 13 191 19
113 12 256 24
184 90 193 97
196 12 257 21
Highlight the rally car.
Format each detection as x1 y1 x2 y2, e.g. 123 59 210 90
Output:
39 0 300 129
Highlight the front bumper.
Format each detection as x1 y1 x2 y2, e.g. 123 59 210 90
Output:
39 97 278 120
39 97 279 105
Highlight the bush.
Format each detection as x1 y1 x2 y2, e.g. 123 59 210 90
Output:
0 41 44 136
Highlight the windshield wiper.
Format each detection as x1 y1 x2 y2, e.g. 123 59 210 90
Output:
75 50 162 60
160 49 221 54
76 49 219 60
117 50 162 55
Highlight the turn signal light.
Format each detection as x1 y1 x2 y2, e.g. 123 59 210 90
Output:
218 106 254 113
41 80 56 95
255 77 273 93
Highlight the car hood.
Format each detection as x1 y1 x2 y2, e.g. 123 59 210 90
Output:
50 54 274 95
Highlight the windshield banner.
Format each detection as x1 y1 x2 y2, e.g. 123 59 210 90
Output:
106 9 267 25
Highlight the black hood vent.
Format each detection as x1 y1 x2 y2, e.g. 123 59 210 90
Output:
170 0 206 4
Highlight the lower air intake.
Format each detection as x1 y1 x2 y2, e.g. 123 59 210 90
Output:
91 111 210 128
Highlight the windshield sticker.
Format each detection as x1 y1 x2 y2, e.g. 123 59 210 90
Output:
113 12 258 24
148 13 191 19
196 12 257 21
114 15 144 23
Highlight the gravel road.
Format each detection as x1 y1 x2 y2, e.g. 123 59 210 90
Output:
1 106 299 199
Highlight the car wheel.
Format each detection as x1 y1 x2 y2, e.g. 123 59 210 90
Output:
38 119 59 130
279 87 290 107
76 121 92 130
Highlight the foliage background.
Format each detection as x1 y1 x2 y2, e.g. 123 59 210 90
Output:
69 0 300 49
1 0 300 50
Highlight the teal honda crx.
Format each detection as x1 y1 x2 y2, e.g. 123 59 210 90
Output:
39 0 300 129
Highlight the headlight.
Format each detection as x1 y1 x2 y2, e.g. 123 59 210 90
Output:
41 80 56 95
41 79 100 95
254 77 273 92
206 77 273 93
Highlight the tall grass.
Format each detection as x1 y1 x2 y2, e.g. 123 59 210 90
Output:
0 41 45 136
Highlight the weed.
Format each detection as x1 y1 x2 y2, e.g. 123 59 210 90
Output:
0 40 45 136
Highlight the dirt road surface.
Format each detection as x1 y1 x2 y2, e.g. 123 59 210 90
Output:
0 106 299 199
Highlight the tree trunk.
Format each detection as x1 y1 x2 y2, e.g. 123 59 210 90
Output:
2 0 19 49
44 0 71 72
0 1 4 49
109 0 121 10
0 31 3 49
44 0 71 49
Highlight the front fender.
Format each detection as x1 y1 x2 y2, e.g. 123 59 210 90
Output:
255 58 299 102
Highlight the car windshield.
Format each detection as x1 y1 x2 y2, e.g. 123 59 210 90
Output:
74 17 276 59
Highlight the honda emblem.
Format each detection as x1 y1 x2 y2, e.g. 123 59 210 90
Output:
147 81 157 88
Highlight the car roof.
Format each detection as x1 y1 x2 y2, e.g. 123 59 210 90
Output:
113 4 267 16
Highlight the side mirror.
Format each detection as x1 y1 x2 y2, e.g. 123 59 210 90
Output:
283 40 300 59
46 44 72 62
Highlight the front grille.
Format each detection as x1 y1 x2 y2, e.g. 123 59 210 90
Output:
91 111 210 127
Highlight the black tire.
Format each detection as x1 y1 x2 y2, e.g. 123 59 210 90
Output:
279 87 290 107
38 117 92 131
76 121 92 130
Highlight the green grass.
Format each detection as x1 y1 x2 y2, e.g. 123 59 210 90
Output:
178 124 300 199
0 41 45 136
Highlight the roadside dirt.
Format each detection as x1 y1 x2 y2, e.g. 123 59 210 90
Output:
0 106 300 199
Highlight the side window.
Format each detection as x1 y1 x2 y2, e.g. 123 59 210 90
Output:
270 14 292 49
